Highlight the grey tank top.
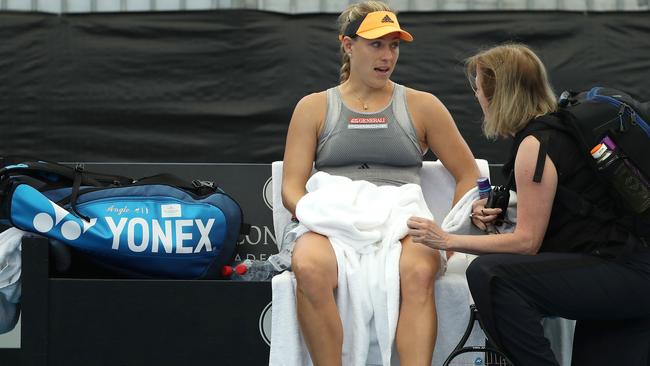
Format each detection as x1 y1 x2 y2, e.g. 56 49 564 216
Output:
315 83 423 186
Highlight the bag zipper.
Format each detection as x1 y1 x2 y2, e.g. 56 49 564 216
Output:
54 183 245 232
589 87 650 137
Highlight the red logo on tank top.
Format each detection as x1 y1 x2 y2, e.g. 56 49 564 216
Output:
348 117 387 129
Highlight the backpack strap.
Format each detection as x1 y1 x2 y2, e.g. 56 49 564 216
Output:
0 159 134 189
504 118 552 184
533 131 549 183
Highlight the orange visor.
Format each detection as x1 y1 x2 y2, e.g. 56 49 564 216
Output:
339 11 413 42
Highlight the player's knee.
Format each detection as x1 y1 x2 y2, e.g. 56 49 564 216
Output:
400 253 439 300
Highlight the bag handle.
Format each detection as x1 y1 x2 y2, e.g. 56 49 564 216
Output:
70 164 91 222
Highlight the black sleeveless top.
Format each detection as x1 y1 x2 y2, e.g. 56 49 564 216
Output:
504 117 633 254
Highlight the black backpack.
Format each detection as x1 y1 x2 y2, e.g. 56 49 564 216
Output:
523 87 650 239
554 87 650 180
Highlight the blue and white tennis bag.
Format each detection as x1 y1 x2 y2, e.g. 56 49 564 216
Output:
0 158 248 279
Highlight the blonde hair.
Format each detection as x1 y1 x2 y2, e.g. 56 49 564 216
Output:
466 43 557 139
337 1 392 84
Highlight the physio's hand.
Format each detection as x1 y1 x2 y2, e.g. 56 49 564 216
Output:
407 216 450 250
471 198 502 231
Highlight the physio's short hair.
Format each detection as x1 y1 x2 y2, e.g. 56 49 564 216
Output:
466 43 557 139
337 1 392 84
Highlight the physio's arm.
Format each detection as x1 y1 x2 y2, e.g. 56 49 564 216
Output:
409 136 557 255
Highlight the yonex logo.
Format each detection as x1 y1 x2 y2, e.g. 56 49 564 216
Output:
32 202 97 241
106 217 215 253
381 15 394 23
30 201 215 253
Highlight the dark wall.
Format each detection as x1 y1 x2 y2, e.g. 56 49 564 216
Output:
1 10 649 165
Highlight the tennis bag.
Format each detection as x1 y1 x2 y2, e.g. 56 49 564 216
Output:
0 158 247 279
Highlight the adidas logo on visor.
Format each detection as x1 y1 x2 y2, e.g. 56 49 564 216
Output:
381 15 394 23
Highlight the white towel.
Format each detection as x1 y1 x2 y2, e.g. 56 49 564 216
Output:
0 228 24 295
270 172 433 366
441 187 484 236
269 271 309 365
0 228 25 334
441 187 517 237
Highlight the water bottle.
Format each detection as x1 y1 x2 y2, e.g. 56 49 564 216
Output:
477 177 492 199
590 140 650 213
601 136 650 190
232 259 279 281
267 217 300 272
